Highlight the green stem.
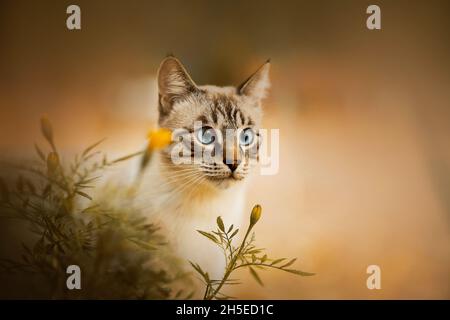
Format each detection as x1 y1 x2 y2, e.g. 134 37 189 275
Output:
224 232 234 261
203 283 210 300
206 224 254 300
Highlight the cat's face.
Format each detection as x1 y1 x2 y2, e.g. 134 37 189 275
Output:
156 57 270 190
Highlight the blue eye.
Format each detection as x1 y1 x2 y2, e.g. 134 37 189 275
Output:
197 126 216 145
239 128 255 146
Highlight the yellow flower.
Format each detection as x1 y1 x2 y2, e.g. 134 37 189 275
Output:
147 128 173 150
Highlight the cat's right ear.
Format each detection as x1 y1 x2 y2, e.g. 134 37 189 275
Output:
157 57 198 118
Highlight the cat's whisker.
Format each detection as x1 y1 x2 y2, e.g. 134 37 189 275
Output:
172 174 204 199
140 165 200 175
138 171 202 198
158 163 206 170
142 167 199 176
140 180 198 199
157 168 202 185
183 175 207 201
176 174 207 201
159 173 204 204
155 161 196 167
144 162 197 169
158 171 205 184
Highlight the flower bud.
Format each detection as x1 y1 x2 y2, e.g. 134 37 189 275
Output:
47 152 60 175
250 204 262 226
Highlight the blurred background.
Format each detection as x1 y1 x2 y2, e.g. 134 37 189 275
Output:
0 0 449 298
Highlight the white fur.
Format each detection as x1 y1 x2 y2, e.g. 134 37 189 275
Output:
138 153 247 281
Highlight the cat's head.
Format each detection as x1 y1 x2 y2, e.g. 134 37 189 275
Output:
156 56 270 190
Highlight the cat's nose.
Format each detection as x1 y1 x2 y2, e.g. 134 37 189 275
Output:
224 159 241 172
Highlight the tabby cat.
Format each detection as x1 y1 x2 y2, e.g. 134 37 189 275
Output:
140 56 270 286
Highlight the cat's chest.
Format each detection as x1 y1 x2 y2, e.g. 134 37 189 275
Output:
165 193 246 280
161 187 246 240
150 178 247 280
139 159 249 280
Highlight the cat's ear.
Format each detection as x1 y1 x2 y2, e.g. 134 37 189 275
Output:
238 60 271 101
157 56 198 117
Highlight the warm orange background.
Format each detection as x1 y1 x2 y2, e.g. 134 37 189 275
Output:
1 0 449 298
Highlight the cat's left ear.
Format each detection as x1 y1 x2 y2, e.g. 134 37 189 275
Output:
238 60 271 101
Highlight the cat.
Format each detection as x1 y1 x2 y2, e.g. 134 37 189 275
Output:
139 56 270 290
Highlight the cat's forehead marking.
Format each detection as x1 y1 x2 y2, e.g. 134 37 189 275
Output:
207 92 254 129
164 88 259 131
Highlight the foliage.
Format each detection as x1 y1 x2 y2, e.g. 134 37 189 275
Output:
192 205 315 300
0 118 190 299
0 117 313 300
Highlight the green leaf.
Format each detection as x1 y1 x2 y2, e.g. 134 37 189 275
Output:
189 261 203 276
76 176 101 185
83 151 101 162
127 238 156 250
75 191 93 200
270 258 286 266
216 216 225 232
81 204 100 213
230 228 239 239
188 261 210 284
212 231 224 243
227 224 234 233
221 279 242 285
197 230 219 243
215 292 237 300
249 267 264 286
112 151 144 163
261 254 268 263
284 269 315 276
76 185 95 189
281 258 297 268
82 138 106 157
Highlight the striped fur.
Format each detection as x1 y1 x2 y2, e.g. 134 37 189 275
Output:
140 57 270 286
157 57 270 189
